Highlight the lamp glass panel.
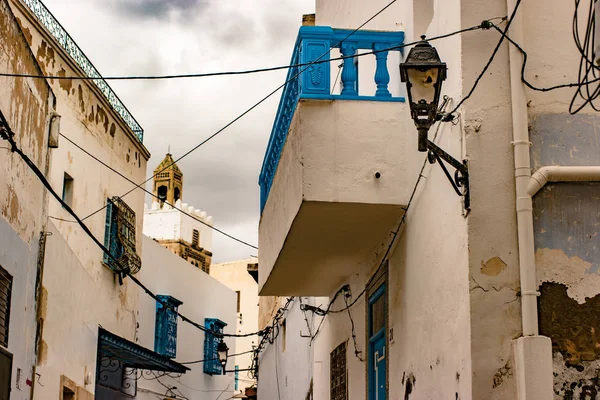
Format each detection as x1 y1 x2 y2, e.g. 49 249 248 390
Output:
407 67 439 103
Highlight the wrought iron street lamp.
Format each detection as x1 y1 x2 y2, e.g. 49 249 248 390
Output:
217 339 229 375
400 35 447 152
400 36 471 212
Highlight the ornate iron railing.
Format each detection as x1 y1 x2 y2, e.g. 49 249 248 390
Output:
258 26 405 212
21 0 144 142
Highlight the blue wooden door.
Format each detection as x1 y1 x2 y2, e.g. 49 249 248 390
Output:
368 284 386 400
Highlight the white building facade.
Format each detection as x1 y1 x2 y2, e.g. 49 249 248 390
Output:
137 237 236 400
257 1 600 399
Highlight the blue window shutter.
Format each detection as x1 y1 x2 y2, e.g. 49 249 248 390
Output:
235 365 239 390
103 199 113 266
154 295 183 358
203 318 227 375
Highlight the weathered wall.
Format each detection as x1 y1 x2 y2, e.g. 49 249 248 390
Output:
0 0 53 397
531 114 600 398
7 0 152 397
137 237 236 400
211 258 259 394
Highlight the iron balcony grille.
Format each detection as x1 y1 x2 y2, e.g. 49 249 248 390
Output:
0 266 12 348
21 0 144 142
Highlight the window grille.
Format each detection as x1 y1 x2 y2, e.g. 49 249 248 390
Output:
330 341 347 400
192 229 199 247
203 318 227 375
0 266 12 347
103 197 141 274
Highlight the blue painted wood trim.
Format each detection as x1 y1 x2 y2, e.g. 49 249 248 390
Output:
154 295 183 358
203 318 227 375
299 94 405 102
258 26 405 213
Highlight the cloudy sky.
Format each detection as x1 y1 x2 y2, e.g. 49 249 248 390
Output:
43 0 315 262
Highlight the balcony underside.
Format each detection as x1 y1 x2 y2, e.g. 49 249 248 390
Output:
260 201 404 296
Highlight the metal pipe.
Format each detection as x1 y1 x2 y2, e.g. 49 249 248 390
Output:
528 166 600 197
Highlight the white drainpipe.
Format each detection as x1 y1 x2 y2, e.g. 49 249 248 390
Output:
507 2 600 397
507 0 538 338
528 166 600 196
507 0 554 398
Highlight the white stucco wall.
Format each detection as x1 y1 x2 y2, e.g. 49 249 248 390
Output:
137 236 236 400
144 200 214 252
257 298 317 400
210 258 259 395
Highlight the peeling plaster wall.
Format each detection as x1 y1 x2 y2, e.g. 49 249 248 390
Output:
6 1 152 397
534 181 600 398
0 0 53 398
528 47 600 394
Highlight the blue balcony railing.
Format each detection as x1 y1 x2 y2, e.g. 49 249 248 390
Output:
21 0 144 142
259 26 405 212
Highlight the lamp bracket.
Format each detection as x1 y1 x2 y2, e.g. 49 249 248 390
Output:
426 140 471 211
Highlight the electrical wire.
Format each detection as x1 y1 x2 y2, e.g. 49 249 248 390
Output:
343 294 363 362
63 19 491 227
570 0 600 113
0 110 265 339
488 23 600 92
484 1 600 114
445 0 523 119
180 349 255 365
52 132 257 249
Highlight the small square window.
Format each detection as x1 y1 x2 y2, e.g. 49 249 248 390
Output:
62 172 73 208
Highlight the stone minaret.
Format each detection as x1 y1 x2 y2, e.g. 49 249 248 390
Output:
152 153 183 208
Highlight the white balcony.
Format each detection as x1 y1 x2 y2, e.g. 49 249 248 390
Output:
258 26 417 296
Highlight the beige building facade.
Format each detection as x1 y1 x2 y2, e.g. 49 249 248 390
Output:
256 0 600 399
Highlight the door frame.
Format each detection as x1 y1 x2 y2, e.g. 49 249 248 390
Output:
365 261 388 400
